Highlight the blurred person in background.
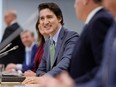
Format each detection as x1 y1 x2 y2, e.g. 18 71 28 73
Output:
69 0 114 83
78 0 116 86
24 19 48 77
5 30 38 72
0 10 25 66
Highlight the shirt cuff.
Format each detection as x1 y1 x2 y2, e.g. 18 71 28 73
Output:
16 64 22 70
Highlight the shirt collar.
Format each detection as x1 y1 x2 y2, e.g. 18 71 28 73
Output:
10 20 17 26
85 6 103 24
25 42 35 51
51 26 62 45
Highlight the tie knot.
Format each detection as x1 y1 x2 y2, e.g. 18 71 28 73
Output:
50 39 55 45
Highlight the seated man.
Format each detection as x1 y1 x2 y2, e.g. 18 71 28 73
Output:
22 2 79 84
5 30 38 72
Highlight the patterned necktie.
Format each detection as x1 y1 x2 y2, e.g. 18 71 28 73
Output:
50 39 55 68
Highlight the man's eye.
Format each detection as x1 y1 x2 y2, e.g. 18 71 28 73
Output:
40 17 44 20
47 16 53 19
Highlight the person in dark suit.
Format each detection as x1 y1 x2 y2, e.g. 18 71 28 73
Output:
76 0 116 86
69 0 114 83
0 10 25 66
5 31 38 72
74 23 116 87
36 2 79 76
22 2 79 84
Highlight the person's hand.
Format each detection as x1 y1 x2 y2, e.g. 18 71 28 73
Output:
24 70 36 77
34 72 74 87
22 71 74 87
23 75 61 87
56 72 74 87
42 75 62 87
5 63 16 72
22 76 42 84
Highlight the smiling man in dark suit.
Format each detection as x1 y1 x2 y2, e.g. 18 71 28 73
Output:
36 2 79 77
69 0 114 83
22 2 79 84
0 10 25 66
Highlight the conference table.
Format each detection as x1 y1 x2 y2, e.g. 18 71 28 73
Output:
0 71 41 87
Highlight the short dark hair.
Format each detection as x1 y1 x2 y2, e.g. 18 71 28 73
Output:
36 19 45 44
38 2 64 25
93 0 102 4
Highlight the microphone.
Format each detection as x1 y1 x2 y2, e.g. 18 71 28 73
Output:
0 45 19 57
0 43 12 53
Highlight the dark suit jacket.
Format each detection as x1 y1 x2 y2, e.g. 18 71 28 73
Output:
106 23 116 86
36 27 79 76
95 22 116 87
22 44 38 72
0 22 25 66
75 22 116 87
69 8 114 83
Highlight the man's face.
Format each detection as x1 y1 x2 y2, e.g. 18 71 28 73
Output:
103 0 116 16
74 0 85 20
21 32 34 47
4 14 13 26
39 8 61 36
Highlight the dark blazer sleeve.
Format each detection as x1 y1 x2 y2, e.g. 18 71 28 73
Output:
75 14 114 83
90 17 113 64
47 32 79 76
75 23 116 87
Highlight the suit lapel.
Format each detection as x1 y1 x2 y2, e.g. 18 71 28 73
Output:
46 39 51 70
51 27 65 68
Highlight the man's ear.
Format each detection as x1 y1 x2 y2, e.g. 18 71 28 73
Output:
58 16 62 23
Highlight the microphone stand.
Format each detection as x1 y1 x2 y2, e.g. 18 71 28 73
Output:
0 43 12 53
0 46 19 59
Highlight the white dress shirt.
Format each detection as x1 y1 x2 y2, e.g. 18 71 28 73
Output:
51 26 62 46
9 20 17 26
85 6 103 24
16 42 35 70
